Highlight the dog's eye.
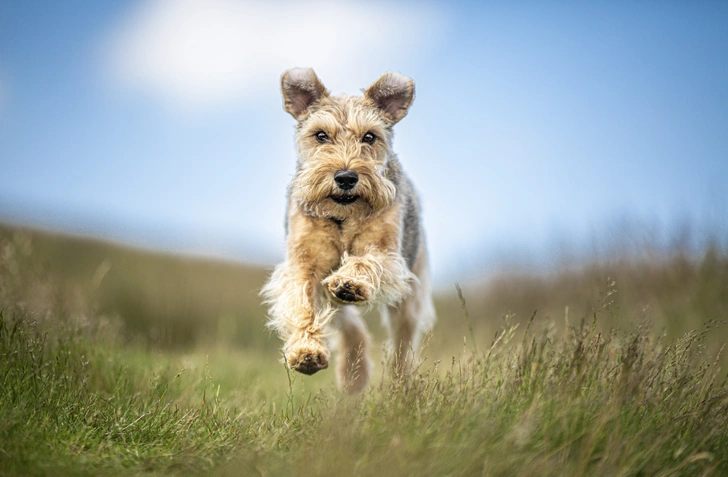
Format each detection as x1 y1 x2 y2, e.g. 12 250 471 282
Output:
361 132 376 145
315 131 330 143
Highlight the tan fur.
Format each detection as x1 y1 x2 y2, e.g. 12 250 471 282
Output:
262 68 435 392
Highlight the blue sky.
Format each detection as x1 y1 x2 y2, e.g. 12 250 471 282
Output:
1 1 727 285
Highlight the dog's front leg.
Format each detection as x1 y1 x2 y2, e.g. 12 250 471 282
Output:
323 212 416 306
264 261 334 375
324 249 415 306
262 220 340 375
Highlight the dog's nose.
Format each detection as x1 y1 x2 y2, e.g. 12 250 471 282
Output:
334 170 359 190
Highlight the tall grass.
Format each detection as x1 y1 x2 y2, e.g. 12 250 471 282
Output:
1 227 727 476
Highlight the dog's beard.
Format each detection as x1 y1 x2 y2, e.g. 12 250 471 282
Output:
291 165 396 219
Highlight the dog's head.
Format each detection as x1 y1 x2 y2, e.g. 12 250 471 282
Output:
281 68 415 220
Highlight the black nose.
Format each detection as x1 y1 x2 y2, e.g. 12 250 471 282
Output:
334 170 359 190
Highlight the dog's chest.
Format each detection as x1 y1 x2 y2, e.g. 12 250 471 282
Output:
326 217 359 251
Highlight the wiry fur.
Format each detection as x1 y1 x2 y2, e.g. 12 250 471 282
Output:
262 68 435 392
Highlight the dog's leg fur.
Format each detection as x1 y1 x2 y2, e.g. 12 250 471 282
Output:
262 211 341 375
324 250 414 305
331 306 371 393
382 243 436 375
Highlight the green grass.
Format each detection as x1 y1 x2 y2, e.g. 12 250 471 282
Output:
1 226 727 476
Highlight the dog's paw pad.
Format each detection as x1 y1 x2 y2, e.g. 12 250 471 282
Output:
329 279 368 303
288 350 329 375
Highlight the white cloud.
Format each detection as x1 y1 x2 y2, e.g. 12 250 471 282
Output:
103 0 443 108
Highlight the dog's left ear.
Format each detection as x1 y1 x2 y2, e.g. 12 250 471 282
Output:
364 72 415 124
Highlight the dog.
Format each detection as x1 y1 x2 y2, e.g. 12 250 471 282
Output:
262 68 435 393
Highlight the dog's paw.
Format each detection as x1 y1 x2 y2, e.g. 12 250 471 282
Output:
325 276 371 304
285 340 330 375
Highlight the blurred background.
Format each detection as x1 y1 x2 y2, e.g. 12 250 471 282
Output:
1 1 727 367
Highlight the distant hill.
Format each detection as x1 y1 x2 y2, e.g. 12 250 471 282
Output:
0 222 271 348
2 221 726 362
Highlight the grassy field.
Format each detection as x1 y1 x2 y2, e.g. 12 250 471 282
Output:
1 225 727 476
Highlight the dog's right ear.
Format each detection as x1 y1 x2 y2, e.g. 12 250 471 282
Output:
281 68 329 120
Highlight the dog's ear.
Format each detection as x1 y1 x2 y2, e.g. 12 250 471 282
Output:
364 72 415 124
281 68 329 120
